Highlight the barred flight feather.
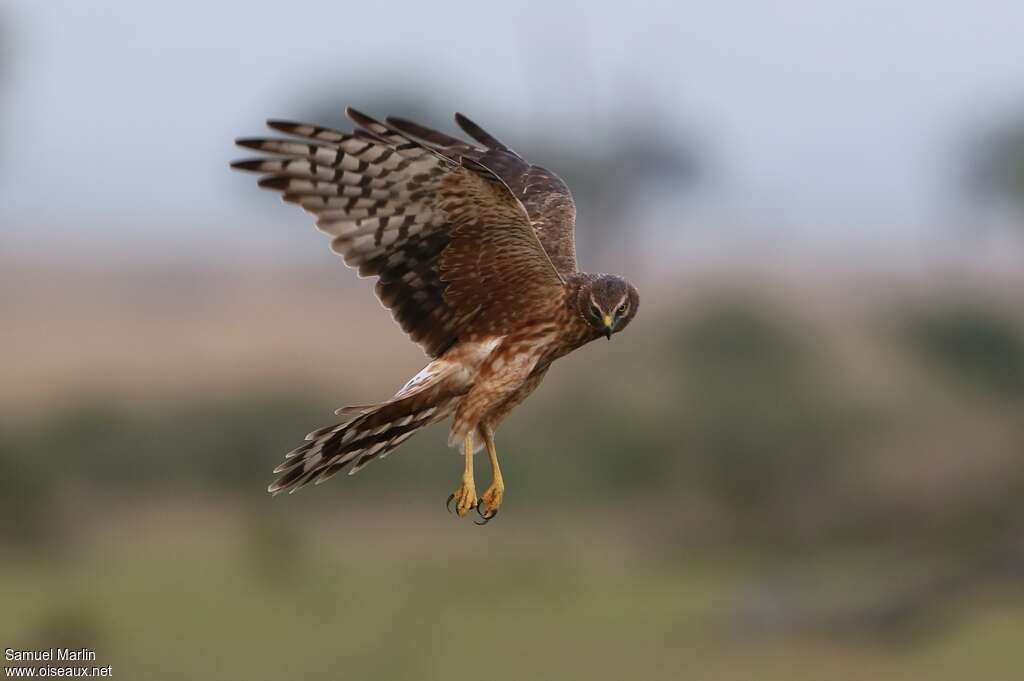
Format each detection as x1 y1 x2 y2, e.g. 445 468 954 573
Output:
230 108 618 500
233 110 469 357
266 119 348 143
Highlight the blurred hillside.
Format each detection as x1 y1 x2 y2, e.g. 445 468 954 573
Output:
3 258 1023 679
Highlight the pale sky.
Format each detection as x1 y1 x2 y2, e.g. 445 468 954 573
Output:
2 0 1024 260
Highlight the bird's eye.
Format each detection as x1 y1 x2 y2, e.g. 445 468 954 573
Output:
591 303 602 318
616 303 628 316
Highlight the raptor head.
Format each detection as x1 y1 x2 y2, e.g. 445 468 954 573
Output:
577 274 640 340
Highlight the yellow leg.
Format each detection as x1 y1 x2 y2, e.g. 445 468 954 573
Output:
477 426 504 522
446 433 478 517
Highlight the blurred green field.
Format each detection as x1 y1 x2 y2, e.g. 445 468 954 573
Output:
3 263 1024 679
3 507 1023 681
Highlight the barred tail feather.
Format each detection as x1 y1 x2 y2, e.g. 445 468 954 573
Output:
268 394 454 495
268 357 467 495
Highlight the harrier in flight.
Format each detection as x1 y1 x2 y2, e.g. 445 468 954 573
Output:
232 108 639 523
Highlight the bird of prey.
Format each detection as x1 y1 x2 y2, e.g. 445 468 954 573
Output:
232 108 639 523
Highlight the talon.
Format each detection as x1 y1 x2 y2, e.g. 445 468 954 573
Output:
446 493 455 514
474 508 497 526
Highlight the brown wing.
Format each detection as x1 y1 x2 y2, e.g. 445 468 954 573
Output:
387 114 579 277
437 160 564 334
232 109 563 356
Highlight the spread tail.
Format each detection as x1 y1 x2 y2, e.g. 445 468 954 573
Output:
268 361 461 495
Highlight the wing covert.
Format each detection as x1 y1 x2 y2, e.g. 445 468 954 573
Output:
387 114 579 276
232 109 564 356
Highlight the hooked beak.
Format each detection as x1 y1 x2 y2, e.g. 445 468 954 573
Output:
602 314 614 340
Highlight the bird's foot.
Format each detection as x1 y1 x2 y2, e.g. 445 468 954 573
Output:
475 483 504 525
446 480 478 517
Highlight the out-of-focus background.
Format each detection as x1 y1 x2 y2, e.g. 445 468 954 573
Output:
2 1 1024 678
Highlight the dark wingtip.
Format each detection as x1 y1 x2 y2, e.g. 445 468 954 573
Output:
230 159 264 172
346 107 392 139
266 119 302 132
257 176 290 190
345 106 373 127
235 137 267 151
454 112 509 152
